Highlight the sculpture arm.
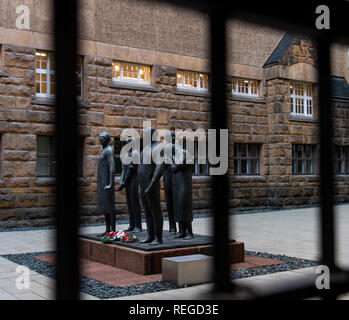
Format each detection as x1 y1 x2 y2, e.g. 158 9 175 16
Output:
118 163 127 190
144 163 164 194
124 163 134 185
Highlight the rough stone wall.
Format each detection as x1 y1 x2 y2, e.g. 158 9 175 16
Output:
0 46 214 228
0 44 57 228
333 99 349 203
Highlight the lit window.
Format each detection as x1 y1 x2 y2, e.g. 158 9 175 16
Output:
232 78 259 96
335 146 349 174
234 143 260 175
292 144 315 175
112 62 150 85
176 71 209 92
36 51 55 98
290 82 313 117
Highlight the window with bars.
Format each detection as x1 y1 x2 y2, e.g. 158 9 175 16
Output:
181 139 209 175
76 56 83 99
37 136 56 177
114 138 144 175
0 45 3 70
335 146 349 174
292 144 315 175
112 62 150 85
290 82 313 117
232 78 259 97
0 134 2 177
234 143 260 175
176 71 209 92
36 51 55 98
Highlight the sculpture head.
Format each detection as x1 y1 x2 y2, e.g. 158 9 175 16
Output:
99 132 111 147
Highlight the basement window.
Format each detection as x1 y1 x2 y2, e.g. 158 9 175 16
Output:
335 146 349 174
234 143 260 175
292 144 315 175
37 136 56 177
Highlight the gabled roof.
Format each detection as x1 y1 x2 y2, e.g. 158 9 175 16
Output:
263 33 297 68
331 77 349 101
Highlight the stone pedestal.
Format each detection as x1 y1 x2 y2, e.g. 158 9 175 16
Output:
79 231 244 275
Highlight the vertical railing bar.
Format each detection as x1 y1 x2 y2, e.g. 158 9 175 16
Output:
209 6 232 292
317 36 336 272
54 0 80 300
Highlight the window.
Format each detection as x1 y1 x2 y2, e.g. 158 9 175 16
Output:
232 78 259 96
37 136 83 177
0 134 2 176
182 139 209 175
36 51 55 98
114 138 143 175
76 56 83 99
290 82 313 117
0 45 3 70
77 137 84 177
176 71 209 92
37 136 56 177
335 146 349 174
112 62 150 85
292 144 315 175
234 143 260 175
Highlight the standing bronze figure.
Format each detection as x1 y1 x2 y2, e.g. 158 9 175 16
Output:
118 137 142 232
170 144 194 239
138 127 164 245
97 132 116 234
163 131 177 234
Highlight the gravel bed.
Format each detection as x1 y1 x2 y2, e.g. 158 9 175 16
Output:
1 250 318 299
232 251 318 279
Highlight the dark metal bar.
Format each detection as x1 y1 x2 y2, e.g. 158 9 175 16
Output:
317 36 336 272
209 6 232 292
54 0 80 300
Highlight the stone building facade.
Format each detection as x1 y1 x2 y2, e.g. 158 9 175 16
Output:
0 0 349 228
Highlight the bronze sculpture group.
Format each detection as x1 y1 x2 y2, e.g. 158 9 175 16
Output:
97 128 194 245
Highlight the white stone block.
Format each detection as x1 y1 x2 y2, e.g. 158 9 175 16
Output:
162 254 213 287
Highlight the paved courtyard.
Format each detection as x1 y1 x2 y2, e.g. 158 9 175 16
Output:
0 204 349 300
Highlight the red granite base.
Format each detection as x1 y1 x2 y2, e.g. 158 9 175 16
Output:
79 238 245 275
34 254 284 288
